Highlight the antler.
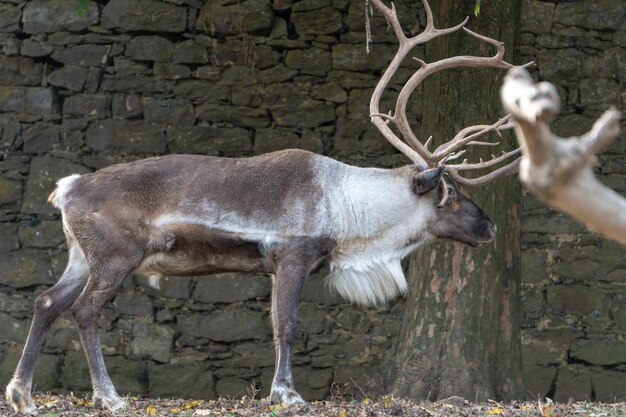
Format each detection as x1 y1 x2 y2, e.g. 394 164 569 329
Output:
368 0 529 196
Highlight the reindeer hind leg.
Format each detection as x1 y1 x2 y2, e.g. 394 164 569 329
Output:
5 244 89 413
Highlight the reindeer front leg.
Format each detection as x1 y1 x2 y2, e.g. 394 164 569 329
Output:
269 261 307 405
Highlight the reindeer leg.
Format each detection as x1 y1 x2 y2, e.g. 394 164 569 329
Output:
6 245 88 414
269 262 307 405
71 262 135 412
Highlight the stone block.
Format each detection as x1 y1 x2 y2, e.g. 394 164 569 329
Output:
126 36 174 62
520 250 548 284
521 334 568 365
22 156 90 215
173 40 209 64
301 271 340 305
142 97 195 125
173 80 229 102
292 6 342 36
46 319 81 352
299 303 327 334
61 351 91 391
0 223 18 251
332 43 393 71
293 366 332 400
86 119 166 154
270 101 335 128
579 78 621 110
177 307 270 342
18 219 64 248
0 56 43 86
552 244 626 281
254 129 301 154
554 0 625 31
215 377 250 398
129 322 175 363
523 364 556 399
20 39 54 58
592 369 626 402
0 250 53 288
312 83 347 104
149 364 215 399
537 48 587 80
23 122 60 155
107 356 148 395
0 345 60 390
102 0 187 32
285 48 331 72
197 0 273 35
111 94 142 118
570 339 626 366
153 63 192 80
137 275 191 299
192 273 270 303
167 125 252 156
63 93 111 119
554 365 592 402
260 83 307 106
196 103 270 129
522 211 586 235
101 74 167 93
0 177 22 206
0 292 31 313
113 291 153 316
0 311 30 343
47 65 89 92
230 342 275 368
0 114 20 150
0 4 21 33
520 0 554 34
546 285 607 316
22 0 98 34
259 67 298 86
51 45 112 66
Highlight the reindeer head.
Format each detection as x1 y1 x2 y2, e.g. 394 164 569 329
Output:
368 0 530 247
412 167 496 247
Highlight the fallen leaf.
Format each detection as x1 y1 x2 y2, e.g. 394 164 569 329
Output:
146 405 157 415
183 400 203 410
193 410 213 416
268 404 288 412
486 407 504 415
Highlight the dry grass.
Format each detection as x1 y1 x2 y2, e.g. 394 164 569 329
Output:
1 393 625 417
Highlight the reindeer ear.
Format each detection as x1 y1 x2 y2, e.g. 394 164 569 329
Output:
412 166 444 195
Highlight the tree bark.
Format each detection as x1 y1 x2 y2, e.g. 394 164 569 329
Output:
385 0 524 401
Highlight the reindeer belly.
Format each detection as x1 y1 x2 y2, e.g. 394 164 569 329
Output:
135 224 271 278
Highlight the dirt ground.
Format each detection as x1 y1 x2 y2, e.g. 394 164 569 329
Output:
1 393 625 417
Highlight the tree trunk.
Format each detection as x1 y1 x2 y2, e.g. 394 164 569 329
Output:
385 0 524 401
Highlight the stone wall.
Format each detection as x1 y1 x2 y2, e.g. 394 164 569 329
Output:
0 0 624 403
519 0 626 402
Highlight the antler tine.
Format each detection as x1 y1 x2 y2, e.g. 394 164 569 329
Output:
446 148 521 187
434 115 514 157
447 158 520 187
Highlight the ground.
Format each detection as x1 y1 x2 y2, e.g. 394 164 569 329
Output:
1 394 625 417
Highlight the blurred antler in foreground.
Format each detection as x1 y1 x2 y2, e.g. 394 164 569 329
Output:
501 67 625 245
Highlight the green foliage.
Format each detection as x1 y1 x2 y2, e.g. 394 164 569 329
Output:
76 0 89 16
474 0 482 16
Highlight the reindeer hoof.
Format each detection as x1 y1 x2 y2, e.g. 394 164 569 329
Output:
93 391 127 413
270 384 305 405
5 379 37 414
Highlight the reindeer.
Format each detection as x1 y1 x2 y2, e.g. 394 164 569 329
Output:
6 0 525 413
